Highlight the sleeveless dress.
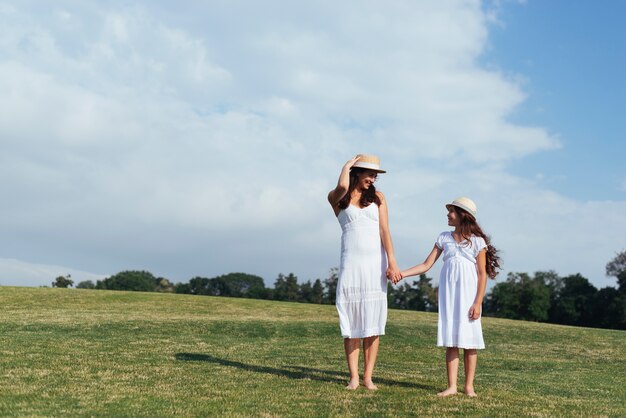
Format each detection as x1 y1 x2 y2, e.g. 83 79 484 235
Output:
435 231 487 349
336 203 388 339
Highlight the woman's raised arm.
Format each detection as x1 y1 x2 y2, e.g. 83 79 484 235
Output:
328 155 360 214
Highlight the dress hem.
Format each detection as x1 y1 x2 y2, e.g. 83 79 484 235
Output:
437 344 485 350
342 330 385 339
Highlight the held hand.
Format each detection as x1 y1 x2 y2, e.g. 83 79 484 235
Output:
386 265 402 284
468 303 482 321
393 272 403 285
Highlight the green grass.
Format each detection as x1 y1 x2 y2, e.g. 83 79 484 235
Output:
0 287 624 417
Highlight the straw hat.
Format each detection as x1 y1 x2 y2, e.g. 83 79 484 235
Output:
352 154 386 173
446 197 477 217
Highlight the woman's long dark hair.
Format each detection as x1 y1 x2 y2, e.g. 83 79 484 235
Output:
452 206 501 279
338 168 381 210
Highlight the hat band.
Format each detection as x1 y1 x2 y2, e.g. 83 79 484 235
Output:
354 162 382 170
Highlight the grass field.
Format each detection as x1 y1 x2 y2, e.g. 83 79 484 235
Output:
0 286 624 416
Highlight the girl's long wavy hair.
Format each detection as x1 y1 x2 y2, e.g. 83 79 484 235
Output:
451 206 502 279
338 168 381 210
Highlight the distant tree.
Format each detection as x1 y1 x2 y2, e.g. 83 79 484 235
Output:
606 250 626 278
619 271 626 294
388 274 437 311
52 274 73 288
76 280 95 289
484 276 521 319
273 273 299 301
175 281 192 294
311 279 324 304
390 282 415 310
415 274 438 312
216 273 266 298
484 272 550 321
299 280 313 303
96 270 157 292
181 276 212 295
323 268 338 304
272 274 286 300
592 287 625 329
284 273 299 301
549 274 597 326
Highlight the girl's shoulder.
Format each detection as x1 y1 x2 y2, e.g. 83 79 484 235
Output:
435 231 453 248
470 235 487 250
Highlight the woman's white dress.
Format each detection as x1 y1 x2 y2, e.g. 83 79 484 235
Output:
336 204 388 339
436 231 487 349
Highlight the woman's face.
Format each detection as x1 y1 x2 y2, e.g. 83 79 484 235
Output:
357 170 378 189
447 207 459 227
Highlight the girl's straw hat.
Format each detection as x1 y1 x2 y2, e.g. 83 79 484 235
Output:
352 154 386 173
446 197 477 217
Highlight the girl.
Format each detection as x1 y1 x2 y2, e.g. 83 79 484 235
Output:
396 197 500 397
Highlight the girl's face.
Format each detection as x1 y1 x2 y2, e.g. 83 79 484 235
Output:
357 170 378 189
447 207 459 227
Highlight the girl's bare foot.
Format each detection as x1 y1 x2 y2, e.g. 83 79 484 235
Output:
346 379 359 390
465 387 477 397
362 379 378 390
437 387 458 397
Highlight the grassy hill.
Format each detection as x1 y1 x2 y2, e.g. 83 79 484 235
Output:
0 286 624 416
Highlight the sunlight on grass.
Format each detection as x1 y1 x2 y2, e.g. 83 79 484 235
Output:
0 286 624 416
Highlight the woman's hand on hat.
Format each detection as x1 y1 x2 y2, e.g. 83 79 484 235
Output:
343 155 361 169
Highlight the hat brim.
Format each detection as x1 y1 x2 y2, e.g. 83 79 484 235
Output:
352 162 386 173
446 203 476 217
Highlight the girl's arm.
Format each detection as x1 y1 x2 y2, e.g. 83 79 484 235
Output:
328 155 360 216
469 249 488 320
398 245 442 283
377 191 401 282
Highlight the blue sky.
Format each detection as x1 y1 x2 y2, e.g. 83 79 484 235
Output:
486 0 626 201
0 0 624 290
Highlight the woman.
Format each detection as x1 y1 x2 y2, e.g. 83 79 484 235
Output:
327 154 401 390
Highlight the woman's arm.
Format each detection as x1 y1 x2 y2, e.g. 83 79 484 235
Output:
328 155 360 216
377 191 401 282
469 249 488 320
398 245 442 283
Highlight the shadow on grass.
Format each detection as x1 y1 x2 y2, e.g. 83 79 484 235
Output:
175 352 435 390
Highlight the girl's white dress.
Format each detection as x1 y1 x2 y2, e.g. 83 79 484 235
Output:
436 231 486 349
336 204 388 338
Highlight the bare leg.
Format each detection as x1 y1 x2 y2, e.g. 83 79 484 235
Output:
464 349 478 397
438 347 459 397
344 338 361 389
362 336 380 390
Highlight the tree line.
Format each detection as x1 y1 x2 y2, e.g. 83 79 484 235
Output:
54 251 626 330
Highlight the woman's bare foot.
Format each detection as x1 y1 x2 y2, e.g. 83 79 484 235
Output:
464 387 477 397
362 379 378 390
437 387 458 397
346 379 359 390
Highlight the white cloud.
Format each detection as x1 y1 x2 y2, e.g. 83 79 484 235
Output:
0 1 621 289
